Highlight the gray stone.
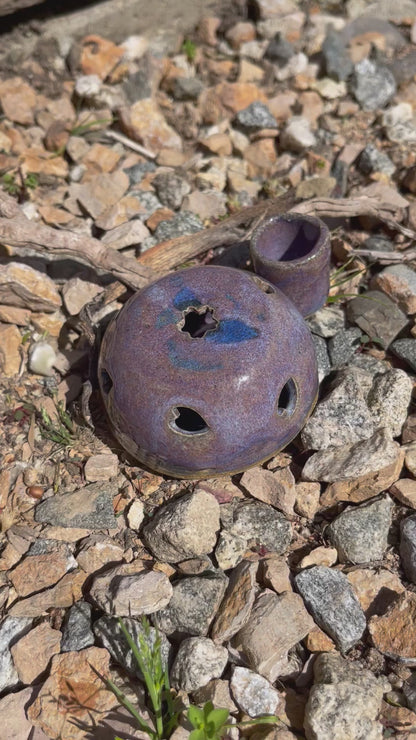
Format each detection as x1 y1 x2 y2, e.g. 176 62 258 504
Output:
230 666 281 718
264 32 294 64
322 26 353 81
301 367 375 451
347 290 408 349
311 333 331 382
327 495 393 563
295 566 366 652
350 58 396 110
403 672 416 712
367 368 412 438
211 560 257 643
391 339 416 373
171 637 228 692
172 76 204 101
154 211 203 241
385 120 416 144
143 490 220 563
235 102 278 133
328 327 362 367
124 161 156 186
107 571 173 616
400 514 416 585
358 143 395 176
34 482 117 529
227 501 292 555
307 306 345 339
61 601 94 652
153 573 228 637
349 352 389 376
0 616 32 692
94 615 171 679
136 190 163 219
215 530 248 570
280 116 317 152
152 171 191 210
304 652 386 740
363 235 395 253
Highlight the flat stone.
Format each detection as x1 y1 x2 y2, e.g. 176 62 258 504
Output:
0 323 21 377
35 482 117 529
240 466 296 514
311 334 331 382
0 77 36 125
347 290 408 349
391 338 416 372
367 368 412 438
327 495 393 564
0 262 61 313
75 534 124 573
0 304 30 325
9 547 74 598
62 277 102 316
84 453 118 482
232 591 314 681
0 687 38 739
93 615 171 679
95 568 172 617
101 218 150 250
193 679 237 713
211 560 257 642
143 489 220 562
27 647 117 738
118 98 182 153
73 170 129 219
358 143 395 176
373 264 416 314
294 481 321 519
61 601 94 652
171 637 228 692
0 616 32 692
226 500 292 555
401 514 416 584
369 592 416 663
295 566 366 652
10 622 61 684
153 573 227 636
152 170 191 210
235 101 277 133
307 306 345 338
390 479 416 509
300 546 338 569
126 499 145 530
328 327 362 367
351 58 396 110
80 34 124 79
8 570 87 617
296 176 337 200
280 116 317 152
347 568 404 617
153 211 203 241
260 555 292 593
226 20 256 49
230 666 281 717
182 190 227 220
322 25 353 81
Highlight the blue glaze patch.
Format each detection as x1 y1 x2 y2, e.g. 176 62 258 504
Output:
167 339 222 372
156 308 177 328
173 287 202 311
206 319 259 344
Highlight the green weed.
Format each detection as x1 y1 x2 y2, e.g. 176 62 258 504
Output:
182 38 197 63
39 400 76 447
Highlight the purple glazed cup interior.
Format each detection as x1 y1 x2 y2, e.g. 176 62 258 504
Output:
250 213 331 317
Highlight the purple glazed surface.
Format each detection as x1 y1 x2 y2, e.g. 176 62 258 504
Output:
98 265 318 478
250 213 331 317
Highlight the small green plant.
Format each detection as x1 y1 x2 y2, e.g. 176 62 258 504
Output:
39 400 76 446
187 701 280 740
1 170 39 197
182 38 197 63
2 172 19 195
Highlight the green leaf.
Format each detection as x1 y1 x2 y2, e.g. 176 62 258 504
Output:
189 729 206 740
188 705 205 728
206 708 229 731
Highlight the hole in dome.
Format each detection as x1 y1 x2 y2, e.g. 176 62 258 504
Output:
250 275 276 294
276 378 297 416
179 306 219 338
172 407 209 434
101 369 113 394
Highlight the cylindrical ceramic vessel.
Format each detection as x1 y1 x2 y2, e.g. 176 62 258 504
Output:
250 213 331 317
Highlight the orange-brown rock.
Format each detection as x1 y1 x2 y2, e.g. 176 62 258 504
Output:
348 568 405 617
80 34 124 80
8 570 87 617
9 549 72 598
11 623 61 684
0 77 36 125
369 591 416 660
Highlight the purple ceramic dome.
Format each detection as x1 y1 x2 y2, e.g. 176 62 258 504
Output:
99 265 318 478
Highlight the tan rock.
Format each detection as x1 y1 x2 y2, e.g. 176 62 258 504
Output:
21 146 68 178
0 77 36 125
369 591 416 661
390 478 416 509
380 702 416 734
118 98 182 154
0 687 37 739
76 534 125 573
197 16 221 46
44 120 70 152
181 190 227 221
84 453 118 482
372 265 416 314
156 148 187 167
238 58 265 84
28 647 117 739
294 481 321 519
304 626 336 652
11 622 61 684
80 35 124 79
62 277 102 316
31 310 66 337
260 555 292 594
66 135 90 162
193 679 237 712
146 207 174 231
38 205 74 226
100 218 150 250
89 561 169 614
9 548 72 598
321 449 404 505
73 170 129 219
200 132 233 156
8 570 87 617
0 262 61 312
211 560 257 642
348 568 405 616
240 466 295 515
0 305 29 325
0 323 21 376
244 138 277 177
95 194 144 230
226 21 256 49
298 90 324 127
83 142 121 173
300 546 338 569
197 476 243 503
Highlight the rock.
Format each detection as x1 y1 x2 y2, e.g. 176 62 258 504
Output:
305 627 337 653
9 548 74 598
126 499 145 530
211 560 257 642
0 305 30 325
143 490 220 562
35 482 117 530
295 566 366 652
0 323 21 377
351 58 396 110
153 573 227 636
327 495 393 564
76 534 124 573
346 290 408 349
313 77 347 100
230 666 281 717
8 570 87 618
403 673 416 712
296 177 337 200
84 453 118 482
240 466 296 514
62 277 102 316
193 679 237 712
61 601 94 652
322 25 353 81
300 546 338 569
0 687 38 739
294 482 321 520
264 32 294 65
307 306 345 338
304 652 386 740
358 143 395 177
299 91 324 127
260 555 291 593
232 591 314 681
10 622 61 684
302 428 404 504
372 264 416 315
390 479 416 509
401 514 416 584
301 367 375 451
311 334 331 382
215 530 248 570
27 647 117 738
226 21 256 49
347 568 404 617
0 77 36 125
171 637 228 692
235 102 277 133
367 368 412 438
73 170 129 219
118 98 182 153
225 500 292 555
154 211 203 241
98 569 172 617
0 263 61 313
280 116 317 152
152 170 191 209
93 615 171 679
182 190 227 220
172 76 204 101
327 327 362 367
369 592 416 663
391 338 416 372
80 34 123 79
0 616 32 692
101 219 150 250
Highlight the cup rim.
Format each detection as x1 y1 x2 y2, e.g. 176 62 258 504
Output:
250 212 330 271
